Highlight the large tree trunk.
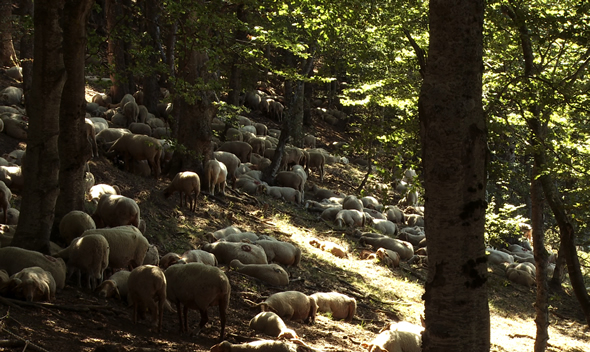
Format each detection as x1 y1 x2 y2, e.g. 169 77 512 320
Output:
12 0 66 254
52 0 95 242
142 0 161 114
420 1 489 351
227 4 247 107
0 0 18 67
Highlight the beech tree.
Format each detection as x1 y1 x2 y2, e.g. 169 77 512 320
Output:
420 1 489 351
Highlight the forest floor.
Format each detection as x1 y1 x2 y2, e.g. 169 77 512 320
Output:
0 77 588 352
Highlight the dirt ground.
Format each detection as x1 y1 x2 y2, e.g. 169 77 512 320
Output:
0 76 588 352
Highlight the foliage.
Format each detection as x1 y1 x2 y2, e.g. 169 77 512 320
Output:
485 198 529 249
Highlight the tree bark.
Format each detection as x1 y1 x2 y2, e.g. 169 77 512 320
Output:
0 0 18 67
420 1 489 351
529 118 549 352
142 0 161 114
52 0 95 242
227 4 247 107
105 0 133 103
12 0 66 254
549 240 567 288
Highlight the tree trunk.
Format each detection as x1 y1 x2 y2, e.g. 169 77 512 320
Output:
549 240 567 288
19 0 34 100
52 0 95 242
529 118 549 352
0 0 18 67
12 0 66 254
141 0 162 115
227 4 247 107
420 1 489 351
105 0 132 103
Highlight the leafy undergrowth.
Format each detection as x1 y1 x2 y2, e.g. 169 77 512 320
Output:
0 81 587 351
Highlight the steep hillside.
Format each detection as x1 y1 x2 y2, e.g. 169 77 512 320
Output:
0 81 587 352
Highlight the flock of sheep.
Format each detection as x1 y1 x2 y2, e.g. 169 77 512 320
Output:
0 72 539 351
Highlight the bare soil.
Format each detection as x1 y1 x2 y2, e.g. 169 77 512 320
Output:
0 77 588 352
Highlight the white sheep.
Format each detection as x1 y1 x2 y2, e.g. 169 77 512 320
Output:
164 171 201 211
210 340 300 352
82 225 149 270
0 165 23 192
87 183 121 204
0 180 12 224
54 234 110 290
254 240 301 266
230 259 289 286
335 209 367 228
309 292 356 322
486 248 514 266
219 232 260 243
143 244 160 266
127 264 167 332
202 241 268 265
372 219 397 236
92 194 140 228
205 159 228 195
360 234 414 260
342 195 363 210
165 262 231 340
248 312 298 339
385 205 405 224
405 214 424 227
95 270 131 299
0 247 67 290
505 262 536 286
362 321 423 352
8 266 56 302
206 225 242 241
159 249 218 269
262 185 302 204
59 210 97 245
376 248 400 269
255 291 317 324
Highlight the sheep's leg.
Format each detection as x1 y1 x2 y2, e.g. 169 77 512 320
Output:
157 296 164 333
198 308 209 331
183 305 189 333
175 301 184 333
179 191 184 208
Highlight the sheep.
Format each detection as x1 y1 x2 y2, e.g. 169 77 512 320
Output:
505 262 536 286
81 226 149 270
230 259 289 286
210 340 300 352
92 194 140 228
364 208 386 220
306 182 343 201
202 241 268 265
95 270 131 299
254 123 268 136
127 265 167 332
1 116 27 140
362 321 423 352
160 249 218 269
59 210 97 245
335 209 367 228
305 151 325 182
309 292 356 322
206 225 242 241
398 228 426 247
219 232 260 243
235 177 264 195
342 195 363 211
376 248 400 269
248 312 298 339
304 200 340 213
84 118 99 158
372 219 397 236
303 134 316 149
54 234 110 290
165 262 231 340
214 151 240 188
254 291 317 324
84 171 95 194
0 165 24 192
0 247 67 290
0 180 11 224
385 205 405 224
254 240 301 266
0 208 18 226
320 207 343 222
107 134 162 178
128 122 152 136
218 141 252 163
3 149 25 165
6 66 23 81
95 128 131 152
164 171 201 211
274 171 304 196
308 238 348 258
87 183 121 204
122 101 139 126
269 101 284 121
8 266 56 302
360 234 414 260
262 185 302 204
0 86 23 105
0 269 9 295
205 159 228 195
361 196 382 210
92 93 112 107
405 214 424 227
143 245 160 266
